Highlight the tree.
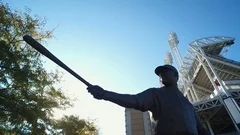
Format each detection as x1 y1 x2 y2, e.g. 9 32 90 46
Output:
0 2 71 134
53 115 98 135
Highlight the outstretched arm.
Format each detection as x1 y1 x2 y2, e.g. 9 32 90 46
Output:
87 85 139 109
105 91 139 108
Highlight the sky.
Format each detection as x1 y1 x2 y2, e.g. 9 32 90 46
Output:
3 0 240 135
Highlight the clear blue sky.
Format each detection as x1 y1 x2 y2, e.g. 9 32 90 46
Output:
3 0 240 135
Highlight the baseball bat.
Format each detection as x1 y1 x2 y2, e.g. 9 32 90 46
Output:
23 35 92 87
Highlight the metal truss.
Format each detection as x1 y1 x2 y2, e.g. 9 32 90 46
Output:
194 96 222 112
230 90 240 103
194 90 240 112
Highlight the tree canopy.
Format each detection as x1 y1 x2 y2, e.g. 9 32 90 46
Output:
0 2 98 135
53 115 98 135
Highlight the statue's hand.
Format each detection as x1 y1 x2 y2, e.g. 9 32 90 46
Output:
87 85 106 100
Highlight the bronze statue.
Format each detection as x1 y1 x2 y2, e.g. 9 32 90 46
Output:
87 65 210 135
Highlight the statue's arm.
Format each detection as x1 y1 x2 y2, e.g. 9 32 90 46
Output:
104 91 139 109
87 85 155 111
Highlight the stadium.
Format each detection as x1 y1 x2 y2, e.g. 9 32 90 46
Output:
125 33 240 135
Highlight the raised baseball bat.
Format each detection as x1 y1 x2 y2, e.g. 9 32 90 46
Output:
23 35 92 87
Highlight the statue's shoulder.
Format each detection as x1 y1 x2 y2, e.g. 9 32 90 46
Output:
146 87 158 90
146 87 164 93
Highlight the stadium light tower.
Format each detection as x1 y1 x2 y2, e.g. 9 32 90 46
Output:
168 32 183 69
164 51 173 65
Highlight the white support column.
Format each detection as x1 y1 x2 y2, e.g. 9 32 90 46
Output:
125 109 132 135
193 49 221 94
187 91 193 102
192 86 199 101
189 88 197 102
198 47 231 97
143 112 153 135
206 120 214 135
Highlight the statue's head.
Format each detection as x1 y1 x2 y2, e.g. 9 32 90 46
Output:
155 65 179 86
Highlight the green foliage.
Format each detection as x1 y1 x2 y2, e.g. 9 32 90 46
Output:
53 115 98 135
0 2 72 134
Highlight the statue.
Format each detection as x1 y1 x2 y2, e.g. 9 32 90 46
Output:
87 65 210 135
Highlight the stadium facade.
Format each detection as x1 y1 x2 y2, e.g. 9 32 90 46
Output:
125 33 240 135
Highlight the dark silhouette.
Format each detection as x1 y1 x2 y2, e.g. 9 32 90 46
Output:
87 65 210 135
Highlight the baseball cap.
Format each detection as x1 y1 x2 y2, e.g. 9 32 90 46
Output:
155 65 178 76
